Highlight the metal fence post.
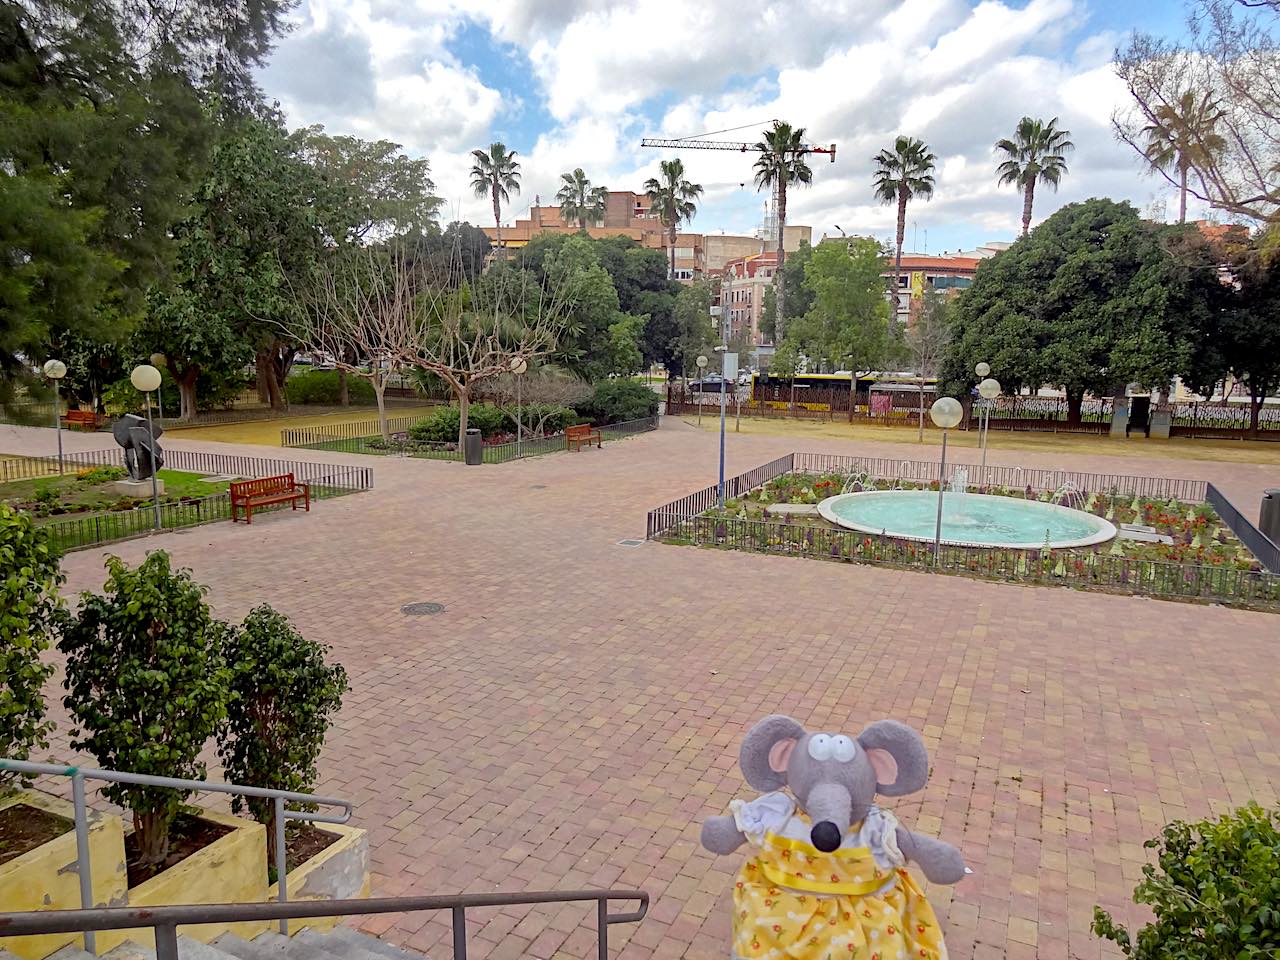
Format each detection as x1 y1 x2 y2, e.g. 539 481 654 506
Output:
451 905 467 960
597 897 609 960
155 923 179 960
71 771 96 954
275 795 288 934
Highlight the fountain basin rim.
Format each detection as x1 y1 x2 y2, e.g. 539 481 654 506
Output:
816 490 1118 549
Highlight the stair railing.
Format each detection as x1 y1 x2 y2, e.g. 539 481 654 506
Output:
0 758 353 948
0 890 650 960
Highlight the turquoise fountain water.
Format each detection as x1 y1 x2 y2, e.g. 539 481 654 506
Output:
817 489 1117 549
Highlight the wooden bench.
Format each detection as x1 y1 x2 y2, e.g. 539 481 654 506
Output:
229 473 310 524
60 409 102 431
566 424 603 451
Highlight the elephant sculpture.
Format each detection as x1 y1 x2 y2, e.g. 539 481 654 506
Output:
701 714 967 960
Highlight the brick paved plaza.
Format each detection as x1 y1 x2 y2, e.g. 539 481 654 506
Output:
7 420 1279 960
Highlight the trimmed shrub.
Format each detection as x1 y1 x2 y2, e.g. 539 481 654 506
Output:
576 379 658 425
59 551 229 864
217 605 348 868
1092 802 1280 958
409 404 506 442
285 370 374 406
0 504 60 789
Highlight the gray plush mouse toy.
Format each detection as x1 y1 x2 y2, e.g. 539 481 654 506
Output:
701 714 966 960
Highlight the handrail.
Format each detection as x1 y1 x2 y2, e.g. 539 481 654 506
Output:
0 758 353 948
0 889 650 960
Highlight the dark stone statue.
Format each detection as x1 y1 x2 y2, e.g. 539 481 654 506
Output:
112 414 165 481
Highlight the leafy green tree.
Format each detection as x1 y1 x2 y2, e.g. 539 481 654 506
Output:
0 504 60 790
298 127 441 242
873 137 936 315
60 551 229 865
470 142 520 250
671 280 717 379
218 605 348 867
941 199 1219 423
1092 802 1280 959
995 117 1074 235
556 169 608 229
541 236 643 380
762 241 814 343
754 121 813 339
1140 90 1227 224
786 238 894 383
644 159 703 280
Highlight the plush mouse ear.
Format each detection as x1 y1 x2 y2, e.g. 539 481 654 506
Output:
857 719 929 796
740 715 806 791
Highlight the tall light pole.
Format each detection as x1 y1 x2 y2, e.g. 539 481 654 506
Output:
42 359 67 475
973 362 989 436
695 355 708 426
929 396 963 568
977 377 1001 478
715 345 728 508
131 364 163 530
510 356 527 456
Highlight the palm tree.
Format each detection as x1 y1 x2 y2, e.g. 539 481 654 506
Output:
753 121 813 341
1142 90 1226 223
643 158 703 280
994 117 1074 236
470 142 521 250
556 168 609 230
872 136 937 325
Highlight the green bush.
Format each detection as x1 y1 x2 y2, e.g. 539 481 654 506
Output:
408 404 507 442
217 605 347 869
1092 802 1280 958
0 504 60 790
285 370 374 406
576 379 658 425
59 551 229 865
512 403 578 436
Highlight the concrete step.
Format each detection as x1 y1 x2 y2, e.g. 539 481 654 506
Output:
102 942 156 960
210 934 282 960
321 929 424 960
48 946 99 960
293 928 393 960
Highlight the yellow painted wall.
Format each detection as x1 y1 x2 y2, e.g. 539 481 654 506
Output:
98 810 269 952
0 791 127 960
267 823 370 933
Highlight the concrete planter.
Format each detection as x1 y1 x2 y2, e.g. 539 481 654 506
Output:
98 809 269 952
268 823 370 934
0 791 128 960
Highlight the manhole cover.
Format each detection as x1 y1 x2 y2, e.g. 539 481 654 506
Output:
401 602 445 616
617 539 645 547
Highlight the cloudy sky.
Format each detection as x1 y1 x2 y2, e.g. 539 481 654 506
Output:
258 0 1198 253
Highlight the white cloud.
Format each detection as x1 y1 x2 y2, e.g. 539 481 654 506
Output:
259 0 1182 243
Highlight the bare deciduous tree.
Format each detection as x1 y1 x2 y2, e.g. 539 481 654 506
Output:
1114 0 1280 224
908 287 952 442
283 247 415 440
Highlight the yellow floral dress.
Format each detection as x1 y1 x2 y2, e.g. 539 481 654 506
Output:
726 793 947 960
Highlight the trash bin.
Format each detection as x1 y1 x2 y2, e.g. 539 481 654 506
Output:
1261 489 1280 543
463 427 483 465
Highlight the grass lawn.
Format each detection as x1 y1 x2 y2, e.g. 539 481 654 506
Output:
2 467 231 523
679 414 1280 466
165 404 439 446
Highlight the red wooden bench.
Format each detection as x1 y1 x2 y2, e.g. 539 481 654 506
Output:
60 410 102 431
229 473 310 524
566 424 602 451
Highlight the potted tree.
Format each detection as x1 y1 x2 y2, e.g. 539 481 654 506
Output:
219 606 366 928
0 505 126 960
59 551 267 950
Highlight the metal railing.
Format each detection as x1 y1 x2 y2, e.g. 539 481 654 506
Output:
0 759 353 949
1207 482 1280 574
0 889 648 960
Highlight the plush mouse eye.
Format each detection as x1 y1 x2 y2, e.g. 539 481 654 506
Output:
831 735 857 762
807 734 833 761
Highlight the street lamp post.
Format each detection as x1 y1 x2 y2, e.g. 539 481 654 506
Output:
715 345 728 508
695 355 708 426
973 362 989 434
977 377 1001 479
130 364 163 530
510 357 527 457
42 359 67 474
929 396 963 568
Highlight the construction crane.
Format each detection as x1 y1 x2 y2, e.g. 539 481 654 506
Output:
639 137 836 161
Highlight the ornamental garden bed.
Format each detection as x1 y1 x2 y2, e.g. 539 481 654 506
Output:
0 466 231 524
650 455 1280 612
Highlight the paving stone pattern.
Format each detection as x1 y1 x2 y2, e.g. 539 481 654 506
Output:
7 422 1280 960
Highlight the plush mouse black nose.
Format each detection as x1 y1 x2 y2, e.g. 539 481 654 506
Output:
810 821 842 853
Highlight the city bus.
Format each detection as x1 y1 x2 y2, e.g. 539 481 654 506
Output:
751 372 936 411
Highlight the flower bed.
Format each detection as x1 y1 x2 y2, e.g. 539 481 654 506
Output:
651 457 1280 612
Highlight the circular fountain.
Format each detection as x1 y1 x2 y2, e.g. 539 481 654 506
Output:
817 488 1117 549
